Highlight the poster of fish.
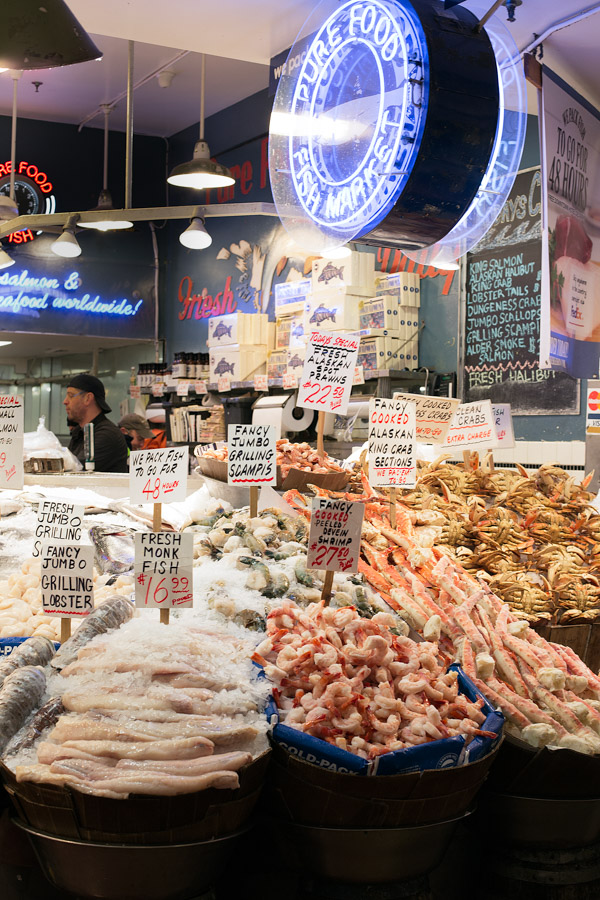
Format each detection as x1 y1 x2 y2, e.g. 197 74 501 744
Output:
539 67 600 379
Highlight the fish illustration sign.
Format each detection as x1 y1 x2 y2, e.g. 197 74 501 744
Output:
270 0 527 264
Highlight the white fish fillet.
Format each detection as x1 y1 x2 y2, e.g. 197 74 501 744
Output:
49 715 257 746
70 768 239 796
60 658 204 678
61 736 215 760
61 687 212 715
115 750 251 775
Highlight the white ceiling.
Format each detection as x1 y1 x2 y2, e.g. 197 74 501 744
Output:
0 0 597 137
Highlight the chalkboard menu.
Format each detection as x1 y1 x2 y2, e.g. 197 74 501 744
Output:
464 168 579 414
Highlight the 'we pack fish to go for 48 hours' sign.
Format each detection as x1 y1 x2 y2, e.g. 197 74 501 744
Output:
369 397 417 488
298 331 359 415
129 446 188 504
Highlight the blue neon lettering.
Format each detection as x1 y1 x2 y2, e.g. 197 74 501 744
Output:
0 268 144 318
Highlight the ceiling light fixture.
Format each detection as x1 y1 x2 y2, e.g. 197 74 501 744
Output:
79 105 133 231
0 248 15 269
2 0 102 70
51 215 81 258
167 54 235 191
0 340 12 347
179 207 212 249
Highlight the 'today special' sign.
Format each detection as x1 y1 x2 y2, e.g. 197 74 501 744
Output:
134 532 194 609
130 446 188 504
32 501 84 557
227 424 277 485
298 331 359 415
0 395 23 490
369 397 416 488
307 498 365 574
41 542 94 618
444 400 499 450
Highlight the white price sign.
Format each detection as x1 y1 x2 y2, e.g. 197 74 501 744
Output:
177 381 191 396
152 383 166 396
254 374 269 391
129 446 188 504
307 498 365 574
492 404 515 448
282 372 298 389
130 385 141 399
444 400 499 449
41 542 94 619
395 393 460 445
353 365 365 385
227 424 277 485
134 533 194 609
33 501 84 558
194 381 208 394
369 397 416 487
298 331 359 415
0 395 23 490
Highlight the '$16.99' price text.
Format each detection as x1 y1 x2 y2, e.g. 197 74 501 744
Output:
136 573 192 606
310 544 354 571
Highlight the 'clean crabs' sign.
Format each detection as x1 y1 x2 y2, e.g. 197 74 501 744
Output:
444 400 499 449
298 331 359 415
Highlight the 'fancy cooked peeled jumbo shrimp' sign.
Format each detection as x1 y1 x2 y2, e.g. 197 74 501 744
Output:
443 400 499 449
368 397 417 488
307 498 365 574
298 331 359 415
228 424 277 485
394 393 460 445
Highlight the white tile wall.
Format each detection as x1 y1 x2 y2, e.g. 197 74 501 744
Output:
444 441 586 470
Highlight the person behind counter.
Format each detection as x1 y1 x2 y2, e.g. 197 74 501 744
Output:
64 374 128 473
119 413 166 450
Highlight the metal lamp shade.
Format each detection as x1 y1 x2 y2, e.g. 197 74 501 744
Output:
78 190 134 231
168 141 234 190
1 0 102 70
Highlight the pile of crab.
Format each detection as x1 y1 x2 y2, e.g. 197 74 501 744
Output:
284 480 600 755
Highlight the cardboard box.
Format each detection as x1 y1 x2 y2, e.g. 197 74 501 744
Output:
195 454 349 491
209 345 267 382
304 288 361 332
357 336 389 373
275 279 311 316
312 252 375 295
276 312 306 350
376 271 421 307
208 313 268 347
267 348 305 379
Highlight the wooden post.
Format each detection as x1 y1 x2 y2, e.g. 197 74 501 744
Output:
153 502 169 625
463 451 472 471
321 569 334 605
317 410 326 463
249 485 259 519
60 618 71 644
389 487 397 530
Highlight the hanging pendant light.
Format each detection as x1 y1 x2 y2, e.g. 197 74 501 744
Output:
167 55 235 191
51 215 81 258
0 248 15 269
179 208 212 249
2 0 102 71
79 105 133 231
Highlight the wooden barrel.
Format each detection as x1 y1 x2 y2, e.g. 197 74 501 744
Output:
486 842 600 899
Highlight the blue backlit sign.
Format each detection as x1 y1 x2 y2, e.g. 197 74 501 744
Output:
0 269 143 318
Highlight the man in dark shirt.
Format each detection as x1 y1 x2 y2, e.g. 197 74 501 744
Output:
64 374 128 473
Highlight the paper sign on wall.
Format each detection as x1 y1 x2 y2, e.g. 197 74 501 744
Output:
492 404 515 448
307 498 365 573
32 501 84 557
368 397 417 487
227 424 277 485
129 446 188 504
444 400 499 449
254 375 269 391
41 542 94 618
0 395 23 490
134 532 194 609
395 393 460 444
298 331 359 415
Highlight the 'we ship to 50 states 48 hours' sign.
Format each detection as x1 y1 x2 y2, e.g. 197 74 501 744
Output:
129 446 188 504
369 398 416 487
298 331 359 415
0 395 23 489
135 533 194 609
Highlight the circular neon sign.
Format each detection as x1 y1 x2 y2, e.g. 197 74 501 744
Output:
270 0 513 256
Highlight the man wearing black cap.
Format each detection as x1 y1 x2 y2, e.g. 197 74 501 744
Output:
64 374 128 473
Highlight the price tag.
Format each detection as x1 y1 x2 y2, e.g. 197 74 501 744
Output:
307 498 365 574
492 404 515 448
353 365 365 385
134 533 194 609
41 542 94 618
152 383 166 396
444 400 499 449
298 331 359 415
177 381 190 397
369 397 416 487
32 501 84 558
218 376 231 392
395 393 460 445
227 424 276 485
282 371 298 389
130 385 141 399
254 374 269 391
194 381 208 394
0 395 23 490
166 376 178 390
129 446 188 504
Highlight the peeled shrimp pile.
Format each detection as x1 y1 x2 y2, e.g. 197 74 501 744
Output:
199 440 346 479
0 557 133 642
7 618 270 798
255 601 493 760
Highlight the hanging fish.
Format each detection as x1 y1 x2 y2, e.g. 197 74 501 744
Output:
50 596 134 671
0 666 46 754
89 525 136 576
0 635 55 689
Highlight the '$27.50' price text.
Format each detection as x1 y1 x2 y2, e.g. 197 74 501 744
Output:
309 543 353 571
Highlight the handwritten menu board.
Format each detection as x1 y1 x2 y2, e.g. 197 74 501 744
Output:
298 331 359 415
33 501 84 557
307 498 365 573
0 395 23 489
41 543 94 618
134 533 194 609
464 168 578 414
227 424 276 485
130 447 188 504
394 393 459 444
368 398 416 487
